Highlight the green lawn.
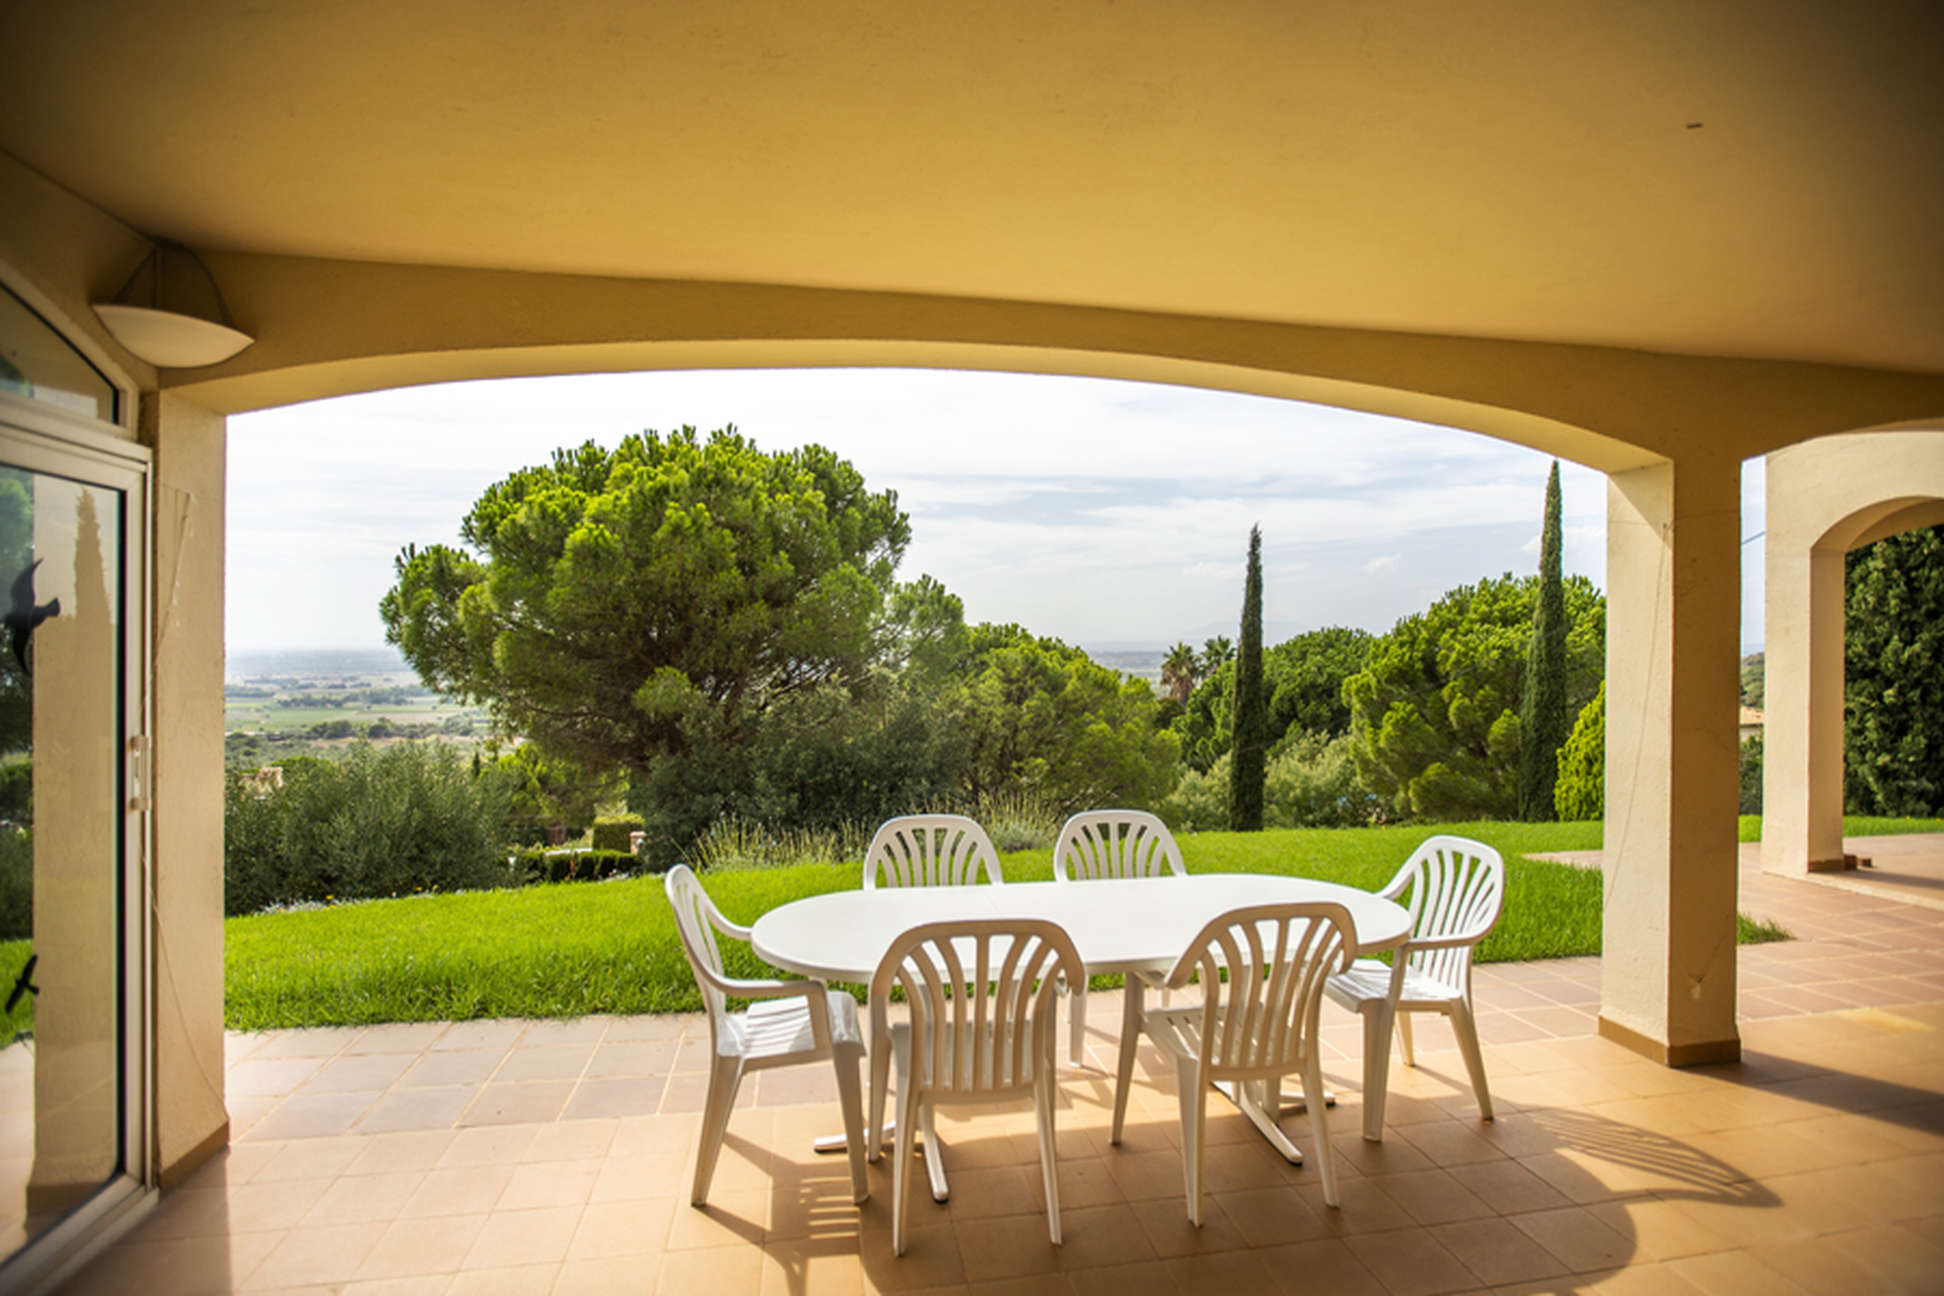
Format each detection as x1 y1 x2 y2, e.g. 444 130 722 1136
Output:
225 820 1792 1031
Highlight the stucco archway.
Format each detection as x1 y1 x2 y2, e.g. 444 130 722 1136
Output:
1762 428 1944 875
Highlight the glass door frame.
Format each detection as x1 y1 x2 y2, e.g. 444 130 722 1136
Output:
0 392 154 1295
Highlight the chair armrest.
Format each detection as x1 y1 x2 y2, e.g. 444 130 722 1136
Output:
708 912 755 943
711 974 828 1001
1397 931 1487 954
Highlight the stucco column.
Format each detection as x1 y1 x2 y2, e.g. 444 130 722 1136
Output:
1599 457 1742 1066
143 392 230 1187
1760 543 1848 874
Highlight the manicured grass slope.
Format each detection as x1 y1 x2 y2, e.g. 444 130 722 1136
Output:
226 820 1787 1030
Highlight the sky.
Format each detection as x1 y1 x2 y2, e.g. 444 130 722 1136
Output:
226 368 1769 656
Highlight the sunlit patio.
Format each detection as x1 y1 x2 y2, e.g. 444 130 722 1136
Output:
52 837 1944 1295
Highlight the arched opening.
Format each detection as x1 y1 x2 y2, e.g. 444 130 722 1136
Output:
1761 428 1944 876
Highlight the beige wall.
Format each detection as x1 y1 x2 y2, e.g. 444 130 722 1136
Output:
1762 430 1944 875
1599 458 1744 1063
146 392 228 1186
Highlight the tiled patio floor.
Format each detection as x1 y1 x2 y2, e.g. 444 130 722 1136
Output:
60 838 1944 1294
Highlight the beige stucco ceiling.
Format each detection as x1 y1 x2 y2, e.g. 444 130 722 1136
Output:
5 1 1942 375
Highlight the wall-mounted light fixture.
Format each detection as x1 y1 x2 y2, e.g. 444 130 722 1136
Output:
92 240 253 368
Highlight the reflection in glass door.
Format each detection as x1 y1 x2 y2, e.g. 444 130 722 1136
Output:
0 459 129 1256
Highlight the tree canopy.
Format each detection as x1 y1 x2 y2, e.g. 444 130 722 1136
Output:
1174 626 1372 772
1517 462 1569 820
1344 572 1604 820
1230 526 1267 831
381 427 910 781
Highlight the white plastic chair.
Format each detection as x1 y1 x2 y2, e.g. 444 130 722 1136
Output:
1111 902 1355 1221
1323 835 1505 1141
871 919 1083 1255
1050 809 1186 1064
862 814 1005 889
665 864 869 1206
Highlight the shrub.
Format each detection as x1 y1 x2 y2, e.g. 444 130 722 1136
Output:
1263 731 1379 828
1553 683 1605 821
0 829 29 941
1739 734 1763 815
509 848 642 884
225 741 514 915
591 814 645 854
1157 757 1230 832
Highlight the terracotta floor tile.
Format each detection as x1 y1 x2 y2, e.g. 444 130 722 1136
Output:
1442 1159 1571 1216
248 1091 383 1141
400 1047 508 1088
357 1211 490 1279
1127 1193 1251 1258
461 1082 575 1127
1508 1204 1637 1273
657 1242 766 1292
447 1262 562 1295
301 1052 418 1093
345 1128 458 1175
401 1164 518 1218
300 1169 427 1224
1341 1226 1476 1296
1665 1248 1817 1295
1064 1259 1179 1296
570 1196 678 1260
353 1084 479 1134
553 1254 660 1296
243 1221 389 1289
461 1204 586 1269
1426 1216 1569 1286
1363 1169 1496 1226
561 1075 669 1121
432 1021 531 1053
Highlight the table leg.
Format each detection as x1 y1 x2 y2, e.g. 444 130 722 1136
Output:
812 1121 951 1202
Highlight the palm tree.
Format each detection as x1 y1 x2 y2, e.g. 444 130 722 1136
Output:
1199 635 1234 677
1161 641 1199 705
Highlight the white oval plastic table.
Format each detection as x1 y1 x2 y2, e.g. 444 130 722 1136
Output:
749 874 1411 1192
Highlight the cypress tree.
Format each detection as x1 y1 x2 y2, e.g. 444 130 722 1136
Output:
1229 525 1267 830
1518 461 1569 819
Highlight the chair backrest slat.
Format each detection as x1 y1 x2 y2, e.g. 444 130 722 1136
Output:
1390 836 1506 993
871 919 1082 1095
1052 809 1186 882
864 814 1005 889
1173 903 1354 1077
665 864 731 1025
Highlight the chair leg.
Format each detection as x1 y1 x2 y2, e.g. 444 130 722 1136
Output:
1361 1002 1395 1143
1035 1068 1062 1244
1177 1058 1207 1227
1449 999 1494 1122
1068 978 1087 1067
891 1047 919 1256
831 1043 870 1204
1304 1051 1341 1209
1396 1009 1416 1067
868 1030 893 1163
691 1057 743 1206
1111 982 1143 1145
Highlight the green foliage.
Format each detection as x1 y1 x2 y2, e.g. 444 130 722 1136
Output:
0 761 29 823
1264 731 1380 828
509 848 641 884
590 814 645 854
1231 527 1267 831
1345 571 1605 820
0 829 29 941
1552 683 1606 821
1176 627 1373 774
224 742 514 915
1740 652 1765 708
1739 734 1763 815
950 623 1180 815
1517 462 1569 820
1161 732 1378 832
1844 524 1944 815
490 743 620 845
1160 641 1199 706
0 939 30 1043
381 426 910 806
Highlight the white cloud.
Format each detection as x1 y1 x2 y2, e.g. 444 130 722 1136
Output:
1363 554 1401 574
